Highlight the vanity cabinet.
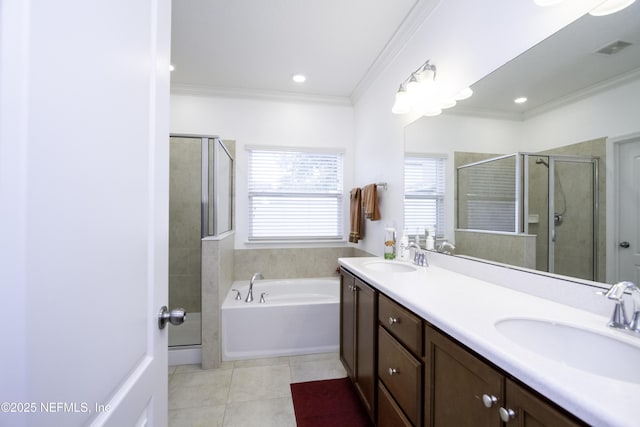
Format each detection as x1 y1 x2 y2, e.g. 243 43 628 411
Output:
424 324 584 427
340 268 377 422
377 294 423 426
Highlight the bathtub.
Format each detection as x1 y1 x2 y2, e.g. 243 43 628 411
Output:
221 277 340 361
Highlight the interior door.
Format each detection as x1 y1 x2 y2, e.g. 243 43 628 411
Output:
618 138 640 283
0 1 171 426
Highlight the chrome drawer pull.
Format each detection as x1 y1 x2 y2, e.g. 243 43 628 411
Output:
388 316 398 325
481 394 498 408
388 368 398 375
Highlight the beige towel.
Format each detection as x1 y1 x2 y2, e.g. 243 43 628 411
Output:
349 188 362 243
362 184 380 221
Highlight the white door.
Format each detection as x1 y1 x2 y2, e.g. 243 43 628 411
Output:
0 1 171 426
618 138 640 284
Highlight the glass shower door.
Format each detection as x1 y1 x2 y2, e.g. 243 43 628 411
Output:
548 157 598 281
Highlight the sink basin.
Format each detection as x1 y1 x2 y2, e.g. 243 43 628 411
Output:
495 318 640 383
362 260 417 273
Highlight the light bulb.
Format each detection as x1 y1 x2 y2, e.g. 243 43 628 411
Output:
589 0 635 16
392 88 411 115
292 74 306 83
440 98 457 109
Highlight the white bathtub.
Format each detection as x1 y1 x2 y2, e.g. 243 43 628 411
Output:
221 277 340 361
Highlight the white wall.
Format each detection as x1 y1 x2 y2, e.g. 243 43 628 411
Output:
351 0 602 256
170 94 355 248
523 77 640 151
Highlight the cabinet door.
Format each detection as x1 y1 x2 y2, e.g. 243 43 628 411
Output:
502 379 584 427
355 278 377 420
340 270 356 378
424 325 503 427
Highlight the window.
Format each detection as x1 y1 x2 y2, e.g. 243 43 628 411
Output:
248 148 344 241
404 155 446 237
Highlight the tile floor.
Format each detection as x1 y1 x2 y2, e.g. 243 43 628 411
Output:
168 352 347 427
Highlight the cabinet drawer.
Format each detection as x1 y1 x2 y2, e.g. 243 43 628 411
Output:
379 293 422 355
378 382 412 427
378 327 422 426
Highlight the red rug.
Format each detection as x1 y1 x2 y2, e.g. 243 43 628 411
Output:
290 377 373 427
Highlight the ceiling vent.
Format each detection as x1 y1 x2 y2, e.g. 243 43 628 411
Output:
595 40 633 55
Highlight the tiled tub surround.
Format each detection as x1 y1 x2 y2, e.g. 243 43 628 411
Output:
339 254 638 427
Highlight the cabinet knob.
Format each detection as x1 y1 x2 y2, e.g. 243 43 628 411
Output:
499 407 516 422
481 394 498 408
388 368 398 376
388 316 398 325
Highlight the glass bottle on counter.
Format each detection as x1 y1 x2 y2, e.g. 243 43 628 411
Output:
384 227 396 260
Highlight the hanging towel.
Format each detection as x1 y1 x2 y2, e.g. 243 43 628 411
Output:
362 184 381 221
349 188 362 243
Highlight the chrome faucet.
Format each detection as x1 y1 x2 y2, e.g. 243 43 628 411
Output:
408 241 428 267
437 240 456 255
600 281 640 333
246 272 263 303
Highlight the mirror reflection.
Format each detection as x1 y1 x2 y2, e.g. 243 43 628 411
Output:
404 3 640 285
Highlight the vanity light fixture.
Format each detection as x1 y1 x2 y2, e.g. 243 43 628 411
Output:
392 60 472 117
533 0 636 15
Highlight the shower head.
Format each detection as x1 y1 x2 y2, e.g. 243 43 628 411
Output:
535 158 549 168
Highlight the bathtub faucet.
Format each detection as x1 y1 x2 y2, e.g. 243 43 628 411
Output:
246 272 264 303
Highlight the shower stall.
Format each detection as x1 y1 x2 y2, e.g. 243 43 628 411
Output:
457 152 599 281
168 135 234 349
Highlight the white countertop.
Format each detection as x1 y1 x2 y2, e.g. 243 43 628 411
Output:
338 256 640 427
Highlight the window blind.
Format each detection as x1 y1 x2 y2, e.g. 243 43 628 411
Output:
248 148 344 240
463 160 516 232
404 155 446 237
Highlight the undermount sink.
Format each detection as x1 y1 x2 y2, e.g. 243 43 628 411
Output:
495 318 640 383
363 260 417 273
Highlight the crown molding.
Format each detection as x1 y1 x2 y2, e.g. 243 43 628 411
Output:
443 106 524 121
350 0 440 104
170 83 352 106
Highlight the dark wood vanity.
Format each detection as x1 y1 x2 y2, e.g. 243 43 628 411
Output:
339 267 587 427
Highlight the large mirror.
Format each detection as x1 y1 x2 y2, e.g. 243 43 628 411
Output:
404 3 640 285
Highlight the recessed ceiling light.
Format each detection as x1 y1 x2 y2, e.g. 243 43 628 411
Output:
292 74 306 83
514 97 528 104
169 64 175 72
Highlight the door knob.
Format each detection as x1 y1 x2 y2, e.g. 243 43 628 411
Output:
158 306 186 329
620 241 630 248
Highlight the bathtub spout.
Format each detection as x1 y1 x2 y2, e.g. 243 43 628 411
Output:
246 272 264 303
